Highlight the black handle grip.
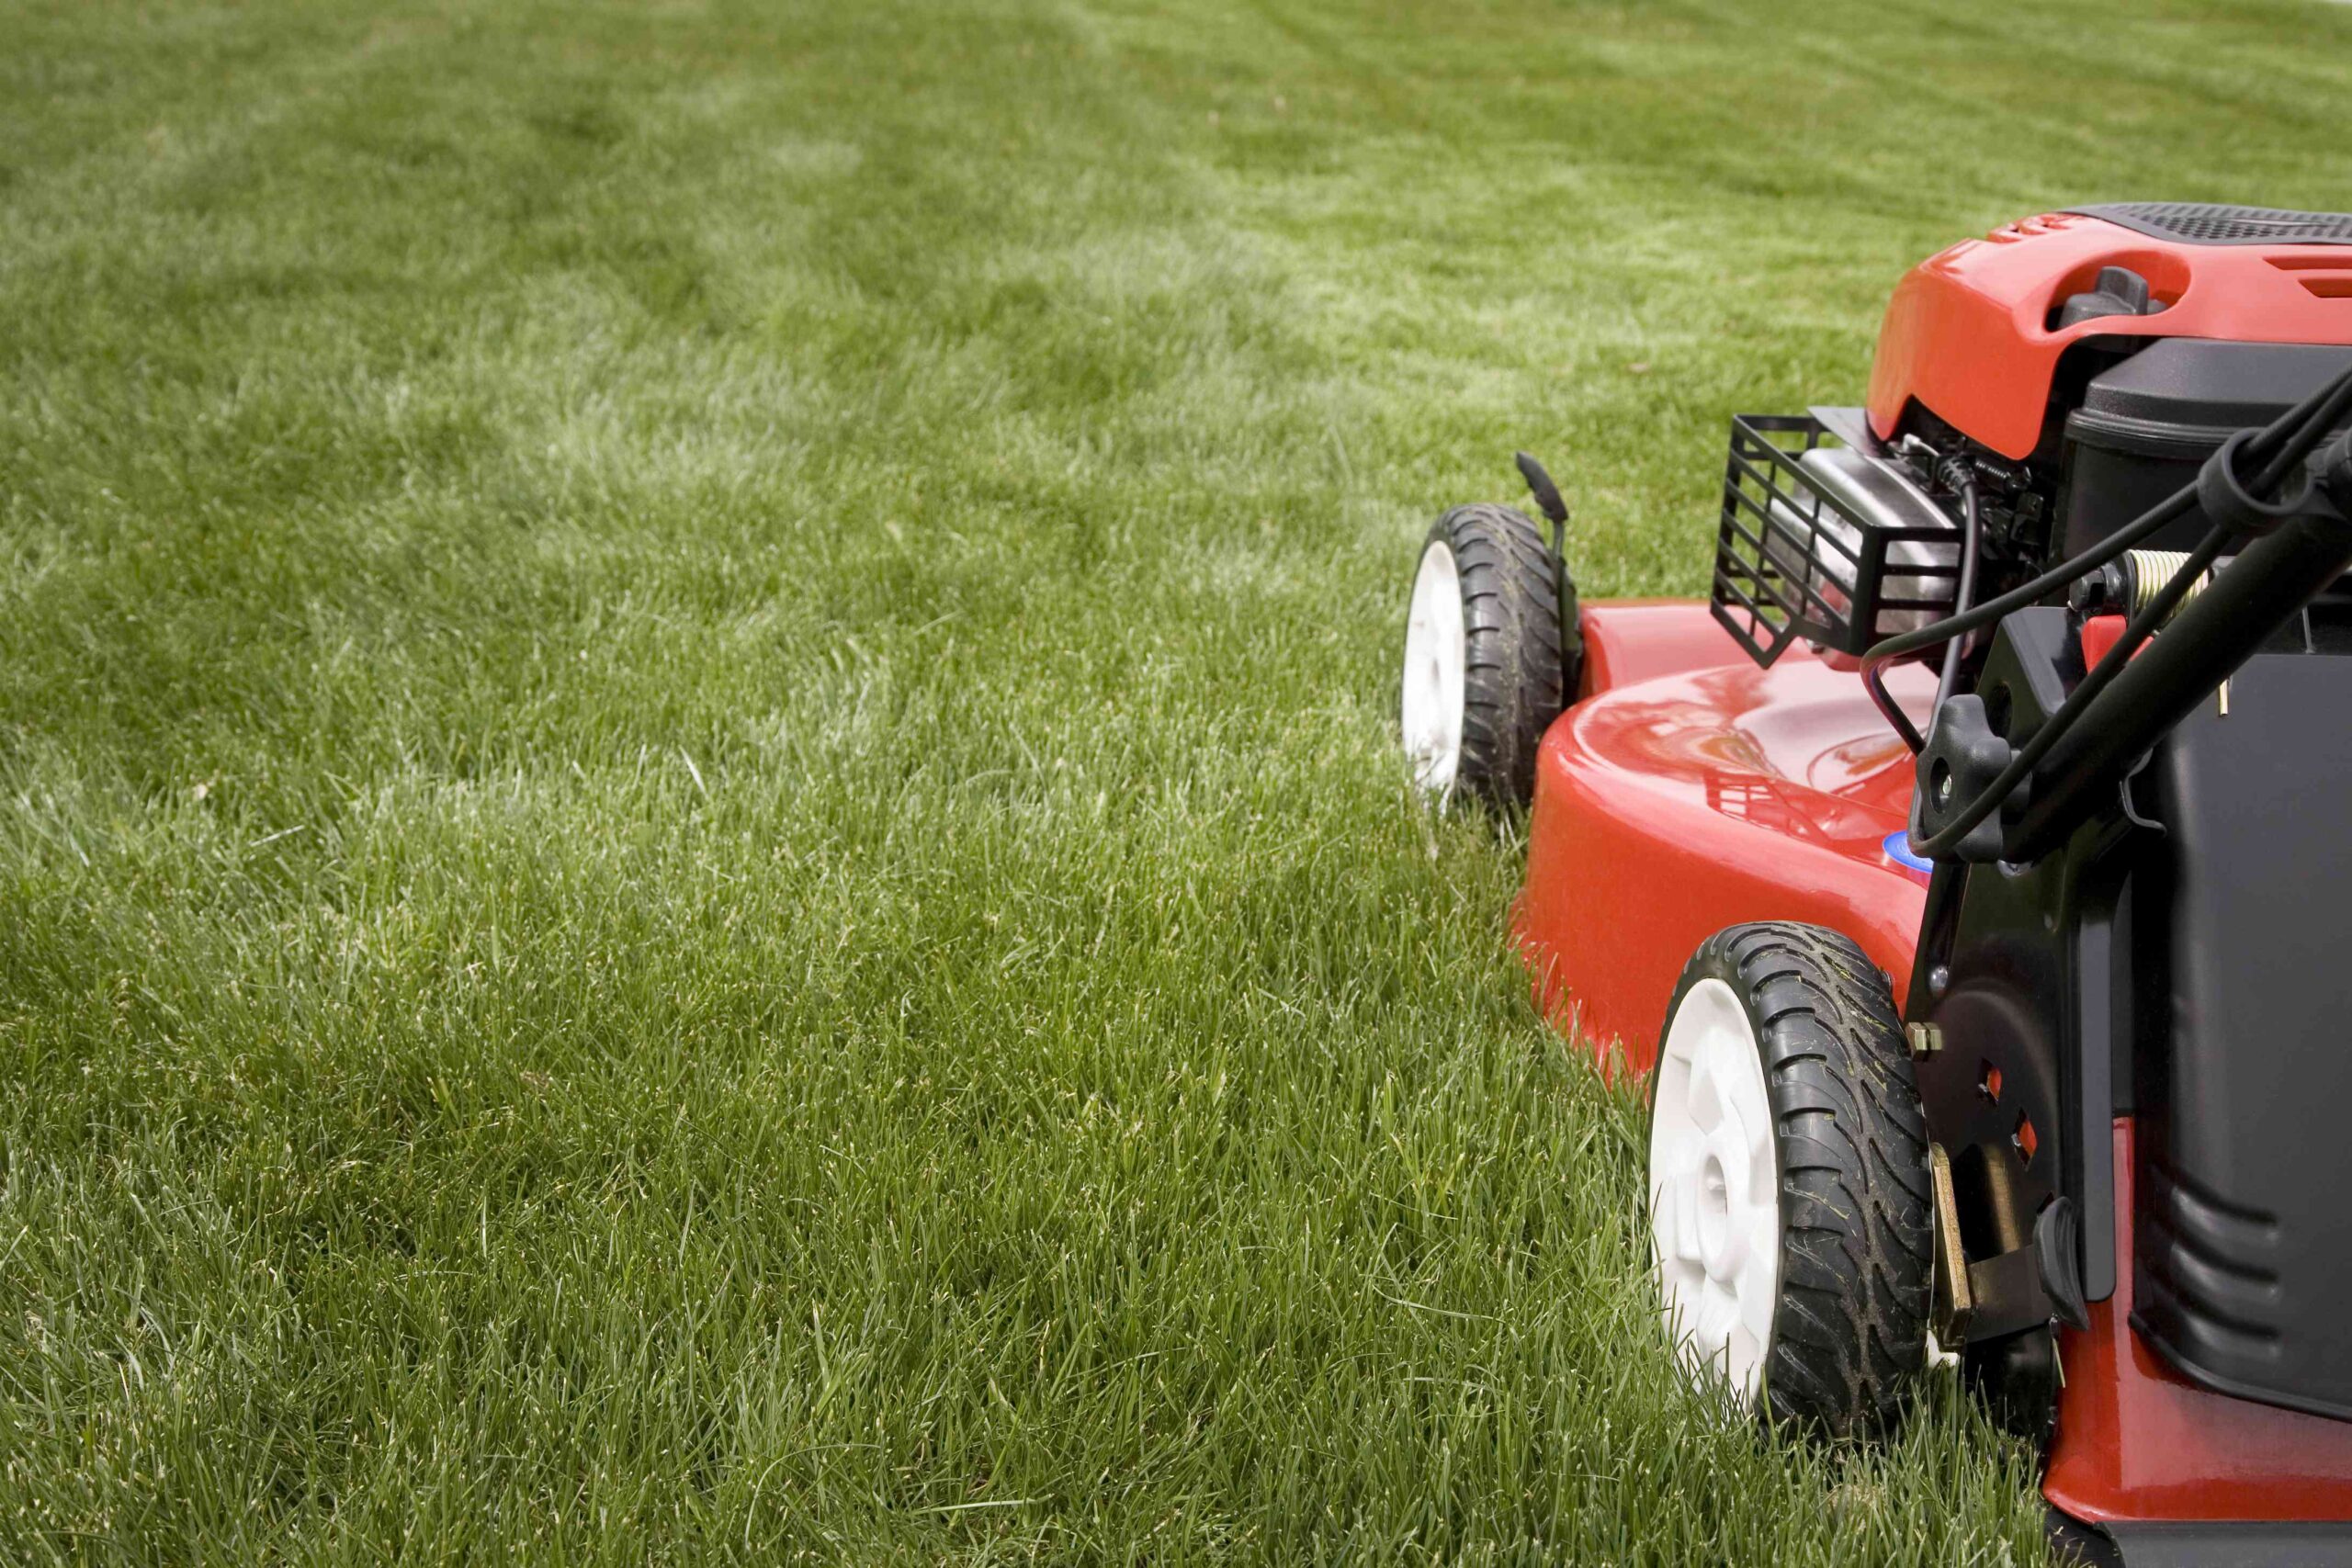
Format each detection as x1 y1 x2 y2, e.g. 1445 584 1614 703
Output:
1515 451 1568 527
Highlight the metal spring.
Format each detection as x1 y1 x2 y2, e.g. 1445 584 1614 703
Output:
2122 549 2211 624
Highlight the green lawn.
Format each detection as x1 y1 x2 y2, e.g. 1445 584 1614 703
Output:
5 0 2348 1560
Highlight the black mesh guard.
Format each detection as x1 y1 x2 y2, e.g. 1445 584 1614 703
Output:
2070 202 2352 246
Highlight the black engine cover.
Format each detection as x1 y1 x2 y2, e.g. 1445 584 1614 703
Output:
2060 340 2352 557
2133 647 2352 1420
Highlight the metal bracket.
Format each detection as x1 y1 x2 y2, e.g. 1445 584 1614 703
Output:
1928 1143 1973 1345
1965 1245 2052 1342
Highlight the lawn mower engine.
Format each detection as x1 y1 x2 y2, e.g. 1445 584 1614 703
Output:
1398 204 2352 1565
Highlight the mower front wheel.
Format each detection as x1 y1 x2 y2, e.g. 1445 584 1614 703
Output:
1648 922 1933 1437
1398 503 1575 808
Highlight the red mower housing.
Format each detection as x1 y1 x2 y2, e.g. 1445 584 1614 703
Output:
1868 206 2352 462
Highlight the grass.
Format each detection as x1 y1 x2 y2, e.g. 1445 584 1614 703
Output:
4 0 2350 1560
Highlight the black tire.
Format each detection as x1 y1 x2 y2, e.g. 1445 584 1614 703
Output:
1650 922 1934 1438
1398 503 1576 808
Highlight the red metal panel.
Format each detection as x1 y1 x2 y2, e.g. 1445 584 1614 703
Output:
1513 602 1930 1073
1573 599 1742 698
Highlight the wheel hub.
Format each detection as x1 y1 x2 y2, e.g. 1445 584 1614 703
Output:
1400 541 1465 793
1650 977 1781 1401
1698 1147 1732 1275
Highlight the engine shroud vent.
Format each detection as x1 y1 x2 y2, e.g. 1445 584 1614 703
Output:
2070 202 2352 246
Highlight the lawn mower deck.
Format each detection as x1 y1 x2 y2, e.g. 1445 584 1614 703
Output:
1399 204 2352 1564
1513 599 1931 1069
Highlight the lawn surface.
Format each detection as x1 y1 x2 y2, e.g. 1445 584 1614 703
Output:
6 0 2350 1561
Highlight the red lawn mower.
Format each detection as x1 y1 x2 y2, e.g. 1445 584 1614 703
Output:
1398 204 2352 1566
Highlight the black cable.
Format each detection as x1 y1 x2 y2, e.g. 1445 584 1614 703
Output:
1907 525 2228 861
1861 479 1978 754
1861 489 2192 749
2247 370 2352 493
1857 358 2352 705
1903 358 2352 861
1935 481 1984 714
1864 647 1927 753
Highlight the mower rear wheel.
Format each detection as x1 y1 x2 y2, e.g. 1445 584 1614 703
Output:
1398 503 1573 807
1648 922 1933 1437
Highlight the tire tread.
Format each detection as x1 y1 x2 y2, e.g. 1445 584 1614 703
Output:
1660 921 1934 1437
1418 503 1571 807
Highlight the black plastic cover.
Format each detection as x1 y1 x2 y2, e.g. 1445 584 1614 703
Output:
2134 648 2352 1421
2058 340 2352 555
2069 202 2352 246
2077 339 2352 434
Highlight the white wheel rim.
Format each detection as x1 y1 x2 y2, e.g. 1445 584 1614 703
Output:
1401 541 1466 794
1650 978 1781 1404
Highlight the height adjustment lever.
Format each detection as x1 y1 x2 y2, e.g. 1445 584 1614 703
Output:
1512 450 1584 694
1515 451 1568 528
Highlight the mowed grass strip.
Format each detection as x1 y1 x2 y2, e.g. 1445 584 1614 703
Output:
5 0 2347 1560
